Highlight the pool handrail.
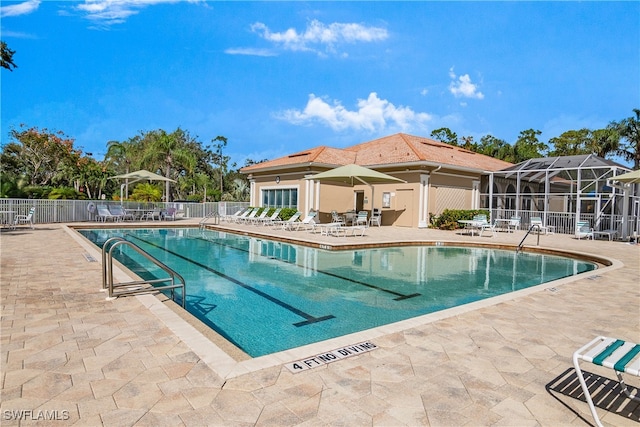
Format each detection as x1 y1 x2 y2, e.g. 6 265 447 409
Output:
102 236 186 307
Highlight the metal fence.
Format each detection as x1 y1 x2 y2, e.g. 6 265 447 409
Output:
0 199 249 224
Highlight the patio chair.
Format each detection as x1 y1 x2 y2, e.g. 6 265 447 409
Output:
575 221 594 240
472 215 495 237
221 207 248 222
331 210 345 225
530 217 553 235
141 208 161 221
369 208 382 227
355 211 368 227
572 336 640 427
14 207 35 229
163 207 177 221
508 216 521 232
96 205 120 222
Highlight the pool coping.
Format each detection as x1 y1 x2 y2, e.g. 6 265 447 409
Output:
64 224 622 380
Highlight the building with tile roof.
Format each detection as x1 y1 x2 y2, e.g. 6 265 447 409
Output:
240 133 513 228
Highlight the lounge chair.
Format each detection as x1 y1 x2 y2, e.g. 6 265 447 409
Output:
472 215 495 237
369 208 382 227
249 208 269 225
273 212 301 229
14 207 35 229
288 211 317 231
575 221 594 240
237 207 259 224
96 205 120 222
258 208 282 227
222 207 248 222
572 336 640 427
109 205 134 221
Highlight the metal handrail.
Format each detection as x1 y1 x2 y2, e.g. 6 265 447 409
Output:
516 224 542 253
199 211 220 228
102 237 186 307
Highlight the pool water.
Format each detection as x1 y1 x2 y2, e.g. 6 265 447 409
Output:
80 228 597 357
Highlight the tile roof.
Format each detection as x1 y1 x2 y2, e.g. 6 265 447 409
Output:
241 133 512 173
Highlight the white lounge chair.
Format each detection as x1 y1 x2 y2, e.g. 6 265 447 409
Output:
573 336 640 427
222 207 248 222
258 208 282 227
237 207 259 224
14 207 35 229
288 211 317 231
273 212 301 229
575 221 594 240
96 205 120 222
249 208 269 225
109 205 134 221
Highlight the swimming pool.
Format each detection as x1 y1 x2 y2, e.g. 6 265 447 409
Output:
79 227 597 357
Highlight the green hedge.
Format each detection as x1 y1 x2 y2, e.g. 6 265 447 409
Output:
429 209 490 230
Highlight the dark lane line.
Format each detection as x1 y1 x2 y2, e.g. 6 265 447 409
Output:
125 234 335 327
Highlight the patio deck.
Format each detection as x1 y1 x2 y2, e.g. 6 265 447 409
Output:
1 220 639 426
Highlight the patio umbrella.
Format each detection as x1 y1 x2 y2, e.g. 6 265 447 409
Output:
109 169 176 202
305 164 405 213
612 169 640 184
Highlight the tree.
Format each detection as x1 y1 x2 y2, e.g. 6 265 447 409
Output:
512 129 547 163
430 128 458 146
105 138 138 198
1 41 17 71
130 183 162 202
548 129 590 156
211 135 229 196
141 128 196 201
5 126 80 186
615 109 640 169
587 127 620 159
476 135 512 160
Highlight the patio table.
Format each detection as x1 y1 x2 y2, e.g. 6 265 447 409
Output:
457 220 482 236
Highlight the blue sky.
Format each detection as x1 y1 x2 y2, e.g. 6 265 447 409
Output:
2 1 639 168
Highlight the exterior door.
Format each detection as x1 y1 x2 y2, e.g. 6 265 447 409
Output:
395 189 414 227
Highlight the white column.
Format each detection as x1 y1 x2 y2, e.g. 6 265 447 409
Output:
249 180 256 206
472 180 480 210
418 174 430 228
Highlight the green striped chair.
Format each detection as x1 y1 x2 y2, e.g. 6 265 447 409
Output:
573 336 640 427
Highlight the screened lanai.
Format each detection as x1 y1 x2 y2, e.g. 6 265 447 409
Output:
480 154 639 239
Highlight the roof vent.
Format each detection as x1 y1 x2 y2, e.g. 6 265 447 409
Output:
288 152 310 158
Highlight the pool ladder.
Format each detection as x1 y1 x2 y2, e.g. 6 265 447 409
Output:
199 211 220 228
516 224 542 253
102 237 186 307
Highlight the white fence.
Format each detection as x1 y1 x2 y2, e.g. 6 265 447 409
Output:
0 199 249 224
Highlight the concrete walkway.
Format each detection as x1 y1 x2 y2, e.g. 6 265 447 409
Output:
1 220 638 426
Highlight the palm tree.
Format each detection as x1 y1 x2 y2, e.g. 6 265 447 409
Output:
105 139 135 198
141 128 196 202
616 109 640 169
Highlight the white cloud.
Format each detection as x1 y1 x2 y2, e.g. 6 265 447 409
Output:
0 0 40 18
277 92 432 132
250 19 388 55
73 0 202 26
448 67 484 100
224 47 277 57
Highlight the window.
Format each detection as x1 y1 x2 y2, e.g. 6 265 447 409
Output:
262 188 298 208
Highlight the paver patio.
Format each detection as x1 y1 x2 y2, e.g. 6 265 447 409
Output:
1 220 638 426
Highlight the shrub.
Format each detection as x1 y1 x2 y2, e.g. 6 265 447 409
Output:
430 209 490 230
